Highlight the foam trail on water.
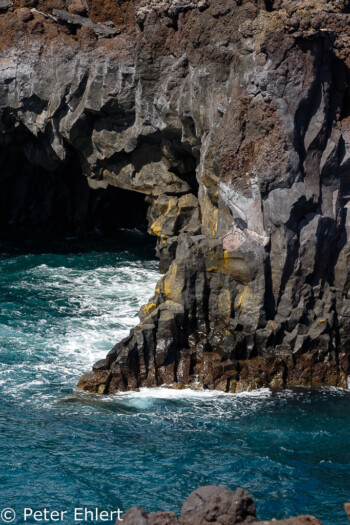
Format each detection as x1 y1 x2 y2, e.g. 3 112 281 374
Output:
0 248 160 404
104 386 273 401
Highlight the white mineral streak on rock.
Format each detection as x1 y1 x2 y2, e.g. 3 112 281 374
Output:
219 180 269 249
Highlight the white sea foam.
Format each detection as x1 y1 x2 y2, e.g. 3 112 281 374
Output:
0 254 160 404
4 251 349 407
102 386 272 401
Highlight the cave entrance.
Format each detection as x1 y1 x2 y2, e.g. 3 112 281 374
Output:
0 144 150 242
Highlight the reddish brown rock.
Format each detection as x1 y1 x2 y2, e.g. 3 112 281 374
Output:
120 485 322 524
67 1 86 16
15 6 33 21
345 502 350 520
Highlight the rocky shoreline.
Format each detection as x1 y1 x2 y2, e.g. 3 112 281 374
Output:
121 484 339 524
1 0 350 393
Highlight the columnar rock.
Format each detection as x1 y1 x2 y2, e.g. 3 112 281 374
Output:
0 0 350 392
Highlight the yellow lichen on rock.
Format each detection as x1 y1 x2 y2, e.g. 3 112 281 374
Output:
149 196 178 237
150 219 163 237
206 249 251 283
200 190 218 238
217 288 231 324
161 262 183 302
178 193 198 210
235 285 250 310
141 302 157 317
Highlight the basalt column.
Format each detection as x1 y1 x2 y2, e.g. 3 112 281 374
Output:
0 0 349 393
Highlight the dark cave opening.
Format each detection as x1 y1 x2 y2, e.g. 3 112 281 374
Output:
0 143 150 242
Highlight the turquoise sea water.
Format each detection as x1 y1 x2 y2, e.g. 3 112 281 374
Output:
0 233 349 525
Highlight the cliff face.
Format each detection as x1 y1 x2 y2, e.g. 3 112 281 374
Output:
1 0 350 392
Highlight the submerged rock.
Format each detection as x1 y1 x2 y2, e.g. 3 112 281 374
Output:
121 485 322 524
0 0 350 392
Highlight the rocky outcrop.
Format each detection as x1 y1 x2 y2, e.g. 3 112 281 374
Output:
1 0 350 392
52 9 119 37
121 485 322 524
136 0 209 26
0 1 13 11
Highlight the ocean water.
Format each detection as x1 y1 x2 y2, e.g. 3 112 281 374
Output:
0 233 349 525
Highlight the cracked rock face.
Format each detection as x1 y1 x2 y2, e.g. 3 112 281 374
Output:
1 0 350 393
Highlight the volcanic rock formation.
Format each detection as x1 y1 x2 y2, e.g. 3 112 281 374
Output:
1 0 350 392
121 485 322 524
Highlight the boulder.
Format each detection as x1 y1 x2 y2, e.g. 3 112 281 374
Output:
120 486 322 524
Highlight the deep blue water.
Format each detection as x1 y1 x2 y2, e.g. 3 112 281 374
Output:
0 233 349 525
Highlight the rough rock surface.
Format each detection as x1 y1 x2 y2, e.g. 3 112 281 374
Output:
121 485 322 524
0 0 13 10
1 0 350 392
52 9 119 37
